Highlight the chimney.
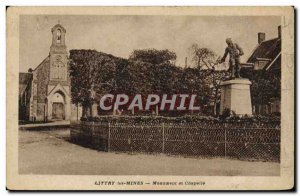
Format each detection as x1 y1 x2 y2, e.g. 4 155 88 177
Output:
278 25 281 38
258 32 265 44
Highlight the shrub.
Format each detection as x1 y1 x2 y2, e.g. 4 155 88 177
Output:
80 114 280 127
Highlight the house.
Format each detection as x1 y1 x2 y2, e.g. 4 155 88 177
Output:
247 26 281 72
19 72 33 120
19 24 81 122
245 26 281 115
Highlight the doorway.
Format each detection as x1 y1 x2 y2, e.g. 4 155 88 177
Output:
52 102 64 120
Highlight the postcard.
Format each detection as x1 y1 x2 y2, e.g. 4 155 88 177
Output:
6 6 294 190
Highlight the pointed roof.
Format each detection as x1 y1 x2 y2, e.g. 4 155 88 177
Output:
247 38 281 64
51 24 66 33
47 83 70 99
33 56 50 72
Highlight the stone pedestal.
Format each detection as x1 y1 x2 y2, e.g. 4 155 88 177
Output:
220 78 252 116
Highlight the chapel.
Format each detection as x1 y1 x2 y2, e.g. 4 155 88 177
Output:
19 24 76 121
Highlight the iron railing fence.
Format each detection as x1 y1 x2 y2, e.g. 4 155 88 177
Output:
70 121 280 162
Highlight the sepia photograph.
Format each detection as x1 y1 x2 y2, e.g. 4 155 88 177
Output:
6 6 294 190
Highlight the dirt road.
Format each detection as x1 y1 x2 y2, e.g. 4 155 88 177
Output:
19 128 280 176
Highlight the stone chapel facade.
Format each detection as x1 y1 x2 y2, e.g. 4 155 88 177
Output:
19 24 77 122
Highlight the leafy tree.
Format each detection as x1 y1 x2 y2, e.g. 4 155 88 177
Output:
69 50 120 116
69 47 232 117
69 50 95 109
128 49 179 94
129 48 176 65
247 70 281 106
127 49 180 115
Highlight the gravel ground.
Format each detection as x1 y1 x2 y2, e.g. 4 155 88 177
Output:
19 128 280 176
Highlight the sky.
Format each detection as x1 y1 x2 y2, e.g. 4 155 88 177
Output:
19 15 281 72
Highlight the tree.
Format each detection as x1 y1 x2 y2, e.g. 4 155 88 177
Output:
69 50 95 111
128 49 179 115
188 44 229 115
69 49 119 117
128 49 179 95
189 44 218 70
129 48 177 65
248 70 281 106
69 47 231 117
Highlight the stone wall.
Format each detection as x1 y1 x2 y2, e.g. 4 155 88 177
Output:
36 58 50 104
32 57 50 120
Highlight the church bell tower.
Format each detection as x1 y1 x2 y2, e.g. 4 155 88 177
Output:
49 24 68 82
46 24 71 121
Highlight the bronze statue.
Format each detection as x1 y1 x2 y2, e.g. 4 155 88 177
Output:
219 38 244 78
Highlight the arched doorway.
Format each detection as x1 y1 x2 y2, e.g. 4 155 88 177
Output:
51 91 65 120
46 84 71 121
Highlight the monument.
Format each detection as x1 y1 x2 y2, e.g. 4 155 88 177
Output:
219 38 252 116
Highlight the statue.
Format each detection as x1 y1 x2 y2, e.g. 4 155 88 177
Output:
219 38 244 79
56 29 61 43
218 38 252 116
